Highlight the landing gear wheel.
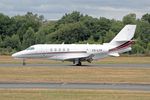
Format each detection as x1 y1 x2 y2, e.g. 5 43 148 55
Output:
76 61 82 66
23 59 26 66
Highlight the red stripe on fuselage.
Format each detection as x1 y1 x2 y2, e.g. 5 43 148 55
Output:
109 41 134 52
24 51 87 55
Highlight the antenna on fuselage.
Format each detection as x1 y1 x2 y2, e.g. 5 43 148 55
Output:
62 42 64 44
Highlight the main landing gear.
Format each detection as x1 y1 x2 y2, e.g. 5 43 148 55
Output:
76 61 82 66
73 59 82 66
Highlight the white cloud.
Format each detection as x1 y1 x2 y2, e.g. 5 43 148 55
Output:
0 0 149 20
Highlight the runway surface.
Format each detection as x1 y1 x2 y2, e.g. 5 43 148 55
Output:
0 83 150 91
0 63 149 68
0 63 149 91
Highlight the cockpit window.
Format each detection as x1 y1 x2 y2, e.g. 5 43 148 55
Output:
26 47 35 50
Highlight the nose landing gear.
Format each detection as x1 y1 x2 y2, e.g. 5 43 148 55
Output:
22 59 26 66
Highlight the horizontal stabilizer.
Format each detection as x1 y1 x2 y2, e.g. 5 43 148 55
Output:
109 53 120 57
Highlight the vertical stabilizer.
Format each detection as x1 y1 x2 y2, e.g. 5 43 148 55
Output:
110 25 136 44
108 25 136 55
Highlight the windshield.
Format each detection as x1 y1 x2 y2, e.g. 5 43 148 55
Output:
26 47 35 50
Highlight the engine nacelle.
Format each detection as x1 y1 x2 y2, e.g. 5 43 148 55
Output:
101 48 109 54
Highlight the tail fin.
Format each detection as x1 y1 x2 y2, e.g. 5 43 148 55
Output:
110 25 136 46
110 25 136 43
108 25 136 56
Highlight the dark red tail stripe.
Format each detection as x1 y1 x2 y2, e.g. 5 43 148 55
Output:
116 41 130 49
109 41 129 51
116 41 132 49
109 41 134 52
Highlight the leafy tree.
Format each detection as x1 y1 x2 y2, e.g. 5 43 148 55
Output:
13 12 42 40
87 36 95 44
46 22 90 44
0 35 2 47
104 30 115 43
1 34 21 50
110 19 123 33
123 13 136 25
22 27 35 49
147 43 150 51
11 34 21 50
81 15 98 33
146 43 150 55
0 13 15 37
132 44 145 54
58 11 83 24
35 21 56 44
98 17 111 31
142 13 150 23
0 11 150 55
136 20 150 50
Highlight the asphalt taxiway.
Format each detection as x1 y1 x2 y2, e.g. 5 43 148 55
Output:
0 63 149 91
0 83 150 91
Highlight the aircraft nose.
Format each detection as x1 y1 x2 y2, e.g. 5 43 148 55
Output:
12 52 22 58
12 53 18 58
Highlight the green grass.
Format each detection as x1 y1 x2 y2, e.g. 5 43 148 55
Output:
0 67 149 84
0 89 149 100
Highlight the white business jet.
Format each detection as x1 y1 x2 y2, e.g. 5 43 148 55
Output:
12 25 136 66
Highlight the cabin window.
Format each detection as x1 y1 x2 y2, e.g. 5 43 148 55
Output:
63 48 65 52
50 48 53 52
59 48 61 52
54 48 57 52
99 49 102 52
26 47 35 50
67 48 69 51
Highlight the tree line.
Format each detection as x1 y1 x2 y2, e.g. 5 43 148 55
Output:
0 11 150 55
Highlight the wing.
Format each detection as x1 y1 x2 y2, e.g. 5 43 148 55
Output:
49 53 92 61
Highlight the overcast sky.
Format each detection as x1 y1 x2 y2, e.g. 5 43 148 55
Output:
0 0 149 20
